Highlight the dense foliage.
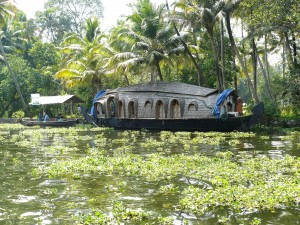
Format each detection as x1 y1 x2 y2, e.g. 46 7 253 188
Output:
0 0 299 119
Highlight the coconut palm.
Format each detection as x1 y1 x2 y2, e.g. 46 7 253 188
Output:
223 0 260 103
0 16 26 53
176 0 226 90
0 0 29 115
114 0 181 81
55 18 106 93
165 0 207 86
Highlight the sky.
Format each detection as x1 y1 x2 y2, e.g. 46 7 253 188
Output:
14 0 175 29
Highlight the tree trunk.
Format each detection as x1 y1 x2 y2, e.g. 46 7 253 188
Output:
208 30 222 91
254 41 275 102
225 13 259 104
155 61 163 81
292 32 297 65
0 40 30 116
150 69 155 82
124 74 130 86
220 19 226 90
264 33 271 87
284 32 295 74
251 35 257 91
233 55 238 92
282 38 286 77
165 0 206 86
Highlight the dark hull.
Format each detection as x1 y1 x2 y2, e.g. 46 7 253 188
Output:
21 119 78 127
97 115 253 132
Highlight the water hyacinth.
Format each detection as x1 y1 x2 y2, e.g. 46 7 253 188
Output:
1 124 300 224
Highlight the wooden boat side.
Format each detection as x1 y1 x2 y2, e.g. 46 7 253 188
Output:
21 118 78 127
97 115 253 132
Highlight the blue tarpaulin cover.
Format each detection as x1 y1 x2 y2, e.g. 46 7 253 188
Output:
90 90 106 119
211 89 233 118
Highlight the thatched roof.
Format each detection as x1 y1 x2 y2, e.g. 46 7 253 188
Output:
107 81 218 97
29 94 83 105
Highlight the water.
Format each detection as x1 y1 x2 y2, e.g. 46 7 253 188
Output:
0 124 300 224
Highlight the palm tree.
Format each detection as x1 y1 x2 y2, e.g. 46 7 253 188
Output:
114 0 180 81
165 0 206 86
0 0 29 115
55 18 106 93
176 0 226 90
223 0 260 104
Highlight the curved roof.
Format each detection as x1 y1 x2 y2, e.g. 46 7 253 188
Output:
107 81 218 97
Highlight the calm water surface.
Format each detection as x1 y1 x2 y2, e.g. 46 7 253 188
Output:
0 124 300 225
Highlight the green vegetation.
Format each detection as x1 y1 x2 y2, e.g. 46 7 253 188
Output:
0 0 299 121
2 124 300 224
1 0 300 223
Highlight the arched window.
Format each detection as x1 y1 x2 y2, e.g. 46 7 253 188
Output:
156 100 164 119
128 101 136 118
118 100 125 118
170 99 181 119
144 99 153 118
188 103 198 111
107 97 116 117
96 103 104 118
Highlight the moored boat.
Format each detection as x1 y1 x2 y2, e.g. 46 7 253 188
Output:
20 118 78 127
20 94 83 128
91 81 263 132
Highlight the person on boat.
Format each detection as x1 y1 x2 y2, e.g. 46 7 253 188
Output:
44 112 49 122
57 113 64 121
236 97 243 115
38 111 43 122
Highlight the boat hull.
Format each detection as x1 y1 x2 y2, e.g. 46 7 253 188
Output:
97 115 253 132
20 119 78 127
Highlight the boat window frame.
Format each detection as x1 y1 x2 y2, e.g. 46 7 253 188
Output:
128 99 138 118
117 99 125 118
96 103 105 118
170 99 181 119
106 96 116 118
155 100 165 119
188 101 198 111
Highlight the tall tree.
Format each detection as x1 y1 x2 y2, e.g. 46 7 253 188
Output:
44 0 103 35
237 0 300 103
55 18 105 94
165 0 206 86
176 0 226 90
115 0 180 81
35 8 72 44
0 0 30 115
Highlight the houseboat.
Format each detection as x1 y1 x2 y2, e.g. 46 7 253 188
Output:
91 82 263 132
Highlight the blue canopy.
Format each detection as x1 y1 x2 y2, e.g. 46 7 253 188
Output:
90 90 106 119
211 89 233 118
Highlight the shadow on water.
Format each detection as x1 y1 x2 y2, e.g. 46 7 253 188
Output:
0 124 300 224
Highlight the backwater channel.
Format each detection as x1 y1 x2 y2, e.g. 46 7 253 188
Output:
0 124 300 225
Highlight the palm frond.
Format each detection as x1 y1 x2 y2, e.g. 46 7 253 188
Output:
114 52 138 60
132 41 150 50
55 69 82 79
118 57 145 68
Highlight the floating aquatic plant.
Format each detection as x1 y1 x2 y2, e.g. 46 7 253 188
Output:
2 123 300 224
